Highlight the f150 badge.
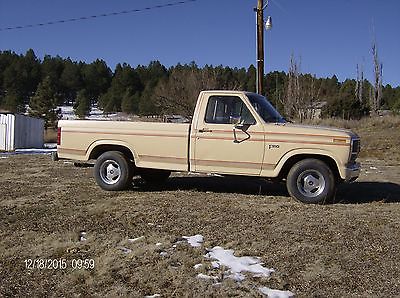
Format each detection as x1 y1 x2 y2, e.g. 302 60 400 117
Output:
268 144 280 149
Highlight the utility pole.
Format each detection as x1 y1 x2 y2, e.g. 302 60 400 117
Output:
256 0 264 95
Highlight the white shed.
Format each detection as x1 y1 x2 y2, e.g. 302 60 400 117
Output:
0 113 44 151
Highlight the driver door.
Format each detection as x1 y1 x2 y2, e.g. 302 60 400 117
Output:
193 95 265 176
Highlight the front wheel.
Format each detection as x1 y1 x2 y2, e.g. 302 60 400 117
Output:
286 159 336 204
94 151 133 191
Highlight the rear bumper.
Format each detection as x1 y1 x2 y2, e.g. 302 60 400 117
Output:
344 162 361 182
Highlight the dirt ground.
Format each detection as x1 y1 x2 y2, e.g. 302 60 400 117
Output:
0 153 399 297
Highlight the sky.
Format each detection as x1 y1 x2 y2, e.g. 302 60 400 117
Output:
0 0 399 86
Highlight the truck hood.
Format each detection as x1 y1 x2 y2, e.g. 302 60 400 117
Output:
267 123 358 139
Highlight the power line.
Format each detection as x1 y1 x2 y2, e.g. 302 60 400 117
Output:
0 0 199 32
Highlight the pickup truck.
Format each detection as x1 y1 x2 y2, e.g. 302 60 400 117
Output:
55 90 361 204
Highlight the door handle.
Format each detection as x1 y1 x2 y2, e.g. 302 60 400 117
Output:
198 128 213 133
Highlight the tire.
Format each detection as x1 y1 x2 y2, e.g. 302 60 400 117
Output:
94 151 133 191
286 158 335 204
139 169 171 185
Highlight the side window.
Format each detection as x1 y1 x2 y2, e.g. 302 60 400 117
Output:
205 96 256 124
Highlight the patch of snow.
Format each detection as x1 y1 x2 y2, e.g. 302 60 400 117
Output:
205 246 274 280
227 272 246 282
183 234 204 247
196 273 218 281
144 294 161 298
155 242 162 246
191 237 294 295
258 287 295 298
44 143 57 149
11 148 57 155
160 252 168 257
370 166 378 170
0 156 8 159
58 105 119 121
148 223 155 226
128 236 145 243
79 231 87 242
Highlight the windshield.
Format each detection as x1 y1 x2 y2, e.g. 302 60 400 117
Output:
246 93 285 123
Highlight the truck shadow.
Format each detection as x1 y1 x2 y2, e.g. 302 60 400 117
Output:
132 176 400 204
133 175 289 197
336 182 400 204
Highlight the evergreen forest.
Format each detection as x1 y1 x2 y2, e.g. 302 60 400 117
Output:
1 49 399 127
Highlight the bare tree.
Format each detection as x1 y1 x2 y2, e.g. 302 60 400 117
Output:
282 54 319 122
282 54 300 119
370 41 383 115
153 65 246 117
355 63 364 103
154 67 218 117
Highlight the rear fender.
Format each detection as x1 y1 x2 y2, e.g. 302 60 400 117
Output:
86 140 137 161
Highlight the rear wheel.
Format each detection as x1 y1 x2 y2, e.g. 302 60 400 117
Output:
94 151 133 191
140 169 171 185
286 158 335 204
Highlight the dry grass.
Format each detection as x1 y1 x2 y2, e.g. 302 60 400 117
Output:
0 154 400 297
1 117 400 297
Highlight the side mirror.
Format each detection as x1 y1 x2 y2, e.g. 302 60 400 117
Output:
233 123 251 143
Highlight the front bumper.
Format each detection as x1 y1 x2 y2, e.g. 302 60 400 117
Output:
344 162 361 182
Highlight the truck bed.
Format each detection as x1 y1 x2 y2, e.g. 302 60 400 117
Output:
58 120 191 171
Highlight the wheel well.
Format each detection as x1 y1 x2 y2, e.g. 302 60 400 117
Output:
89 145 134 161
279 154 340 182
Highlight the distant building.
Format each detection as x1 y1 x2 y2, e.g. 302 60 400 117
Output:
0 113 44 151
300 101 328 120
376 109 394 117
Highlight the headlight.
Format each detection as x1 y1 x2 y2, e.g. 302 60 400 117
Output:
349 138 360 162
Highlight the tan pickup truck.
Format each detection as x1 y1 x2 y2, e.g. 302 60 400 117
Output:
56 91 360 204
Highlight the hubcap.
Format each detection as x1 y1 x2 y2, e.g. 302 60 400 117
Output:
99 160 121 185
296 170 326 198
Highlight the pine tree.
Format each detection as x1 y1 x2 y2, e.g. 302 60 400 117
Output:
29 76 60 128
3 90 23 112
99 63 143 112
121 88 140 114
60 59 83 104
74 89 91 119
81 59 112 103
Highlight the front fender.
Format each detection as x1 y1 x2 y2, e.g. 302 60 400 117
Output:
263 148 344 178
